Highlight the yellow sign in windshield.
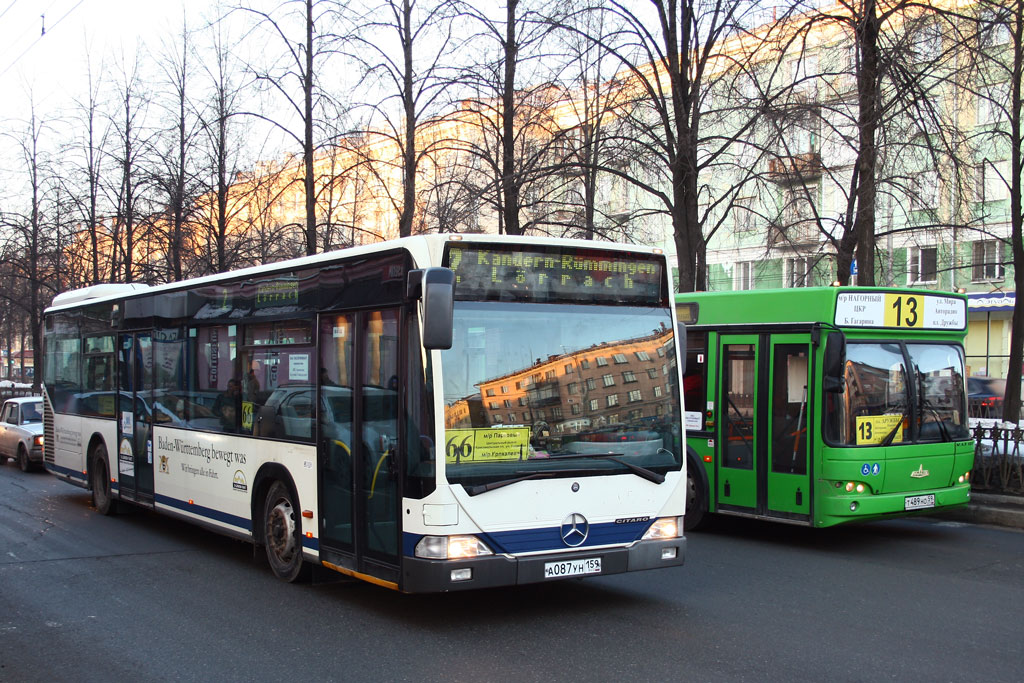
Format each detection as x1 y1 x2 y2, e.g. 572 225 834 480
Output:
445 427 530 464
855 414 905 445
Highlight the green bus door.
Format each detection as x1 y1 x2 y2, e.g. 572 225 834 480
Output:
717 334 811 522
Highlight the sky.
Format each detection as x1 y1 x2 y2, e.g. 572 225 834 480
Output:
0 0 205 123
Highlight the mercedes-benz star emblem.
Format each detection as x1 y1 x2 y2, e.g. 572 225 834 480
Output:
560 513 589 547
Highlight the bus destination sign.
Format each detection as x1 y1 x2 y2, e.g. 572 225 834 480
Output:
446 244 665 304
835 292 966 330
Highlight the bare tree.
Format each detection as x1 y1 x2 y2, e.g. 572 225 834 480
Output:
346 0 461 237
239 0 343 256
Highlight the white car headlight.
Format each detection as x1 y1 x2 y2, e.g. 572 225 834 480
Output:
415 535 493 560
642 516 681 540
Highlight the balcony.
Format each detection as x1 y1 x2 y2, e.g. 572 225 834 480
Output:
768 152 823 184
768 222 819 247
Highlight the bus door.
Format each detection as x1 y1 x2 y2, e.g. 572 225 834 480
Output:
765 335 811 521
318 309 401 582
117 332 155 505
718 335 759 512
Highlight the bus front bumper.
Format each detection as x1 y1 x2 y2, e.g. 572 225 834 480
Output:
818 483 971 525
400 537 686 593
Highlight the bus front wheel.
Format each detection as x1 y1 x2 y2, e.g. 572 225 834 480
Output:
90 444 116 516
262 480 307 582
685 468 707 531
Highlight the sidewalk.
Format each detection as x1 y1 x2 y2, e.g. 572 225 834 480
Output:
934 492 1024 530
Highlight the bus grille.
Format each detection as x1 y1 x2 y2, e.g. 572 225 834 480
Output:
43 391 55 465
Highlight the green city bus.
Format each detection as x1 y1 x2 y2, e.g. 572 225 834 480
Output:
677 287 972 528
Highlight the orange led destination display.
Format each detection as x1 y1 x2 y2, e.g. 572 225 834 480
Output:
445 244 666 304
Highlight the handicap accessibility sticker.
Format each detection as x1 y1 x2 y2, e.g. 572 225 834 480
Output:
861 463 871 476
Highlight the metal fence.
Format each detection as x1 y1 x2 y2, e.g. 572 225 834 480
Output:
972 423 1024 495
0 388 38 402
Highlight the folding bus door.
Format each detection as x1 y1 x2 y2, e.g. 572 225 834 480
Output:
318 309 401 583
717 335 759 513
117 332 155 505
765 335 812 522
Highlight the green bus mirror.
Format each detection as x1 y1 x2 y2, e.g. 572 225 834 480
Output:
823 331 846 393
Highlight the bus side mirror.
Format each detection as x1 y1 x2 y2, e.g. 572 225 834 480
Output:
823 331 846 393
411 268 455 350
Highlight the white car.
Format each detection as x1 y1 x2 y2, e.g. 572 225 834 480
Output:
0 396 44 472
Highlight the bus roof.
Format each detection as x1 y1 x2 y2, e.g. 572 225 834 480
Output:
45 234 667 314
676 286 967 332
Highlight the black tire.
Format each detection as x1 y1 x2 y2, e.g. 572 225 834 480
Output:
90 443 117 516
685 466 707 531
17 445 31 472
262 480 308 582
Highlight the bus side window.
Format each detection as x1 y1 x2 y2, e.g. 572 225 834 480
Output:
683 331 708 431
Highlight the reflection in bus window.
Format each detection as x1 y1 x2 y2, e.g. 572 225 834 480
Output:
771 345 808 475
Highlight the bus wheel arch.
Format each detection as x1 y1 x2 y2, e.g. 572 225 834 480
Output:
88 437 116 516
252 465 309 582
684 447 709 531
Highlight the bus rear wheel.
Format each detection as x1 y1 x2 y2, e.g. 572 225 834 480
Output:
262 480 307 582
90 444 116 516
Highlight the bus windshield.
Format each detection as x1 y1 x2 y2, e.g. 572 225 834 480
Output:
827 341 969 446
441 301 682 490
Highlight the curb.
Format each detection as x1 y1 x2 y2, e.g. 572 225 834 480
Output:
933 492 1024 530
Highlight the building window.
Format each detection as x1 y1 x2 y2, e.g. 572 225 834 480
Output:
628 389 643 403
602 374 615 387
501 385 509 393
976 160 1010 203
972 240 1004 281
568 382 579 394
647 368 659 379
622 371 637 383
907 246 938 284
588 399 599 411
654 385 663 397
580 359 590 369
486 389 495 397
785 257 814 288
504 399 512 408
571 403 582 415
551 407 563 419
606 394 619 407
735 196 756 232
545 370 556 380
564 364 574 374
634 351 650 361
489 401 499 410
586 378 596 390
518 397 527 406
912 171 939 210
612 353 627 364
734 261 755 290
596 357 609 367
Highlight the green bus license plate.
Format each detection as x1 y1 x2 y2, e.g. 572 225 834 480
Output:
905 494 935 510
544 557 601 579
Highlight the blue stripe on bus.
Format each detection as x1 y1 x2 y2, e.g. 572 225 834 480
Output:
46 463 89 482
402 519 653 557
154 494 253 532
152 495 320 551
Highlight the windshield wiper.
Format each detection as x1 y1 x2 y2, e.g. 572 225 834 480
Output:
548 452 666 485
463 470 576 496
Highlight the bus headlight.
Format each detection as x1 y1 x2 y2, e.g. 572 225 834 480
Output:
414 535 493 560
642 516 681 540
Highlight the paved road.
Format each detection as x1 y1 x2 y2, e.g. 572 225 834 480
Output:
2 464 1022 682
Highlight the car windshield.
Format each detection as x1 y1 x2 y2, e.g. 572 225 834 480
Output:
826 341 969 445
21 402 42 423
441 302 683 490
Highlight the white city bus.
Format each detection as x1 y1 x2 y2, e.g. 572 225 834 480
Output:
42 235 686 592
